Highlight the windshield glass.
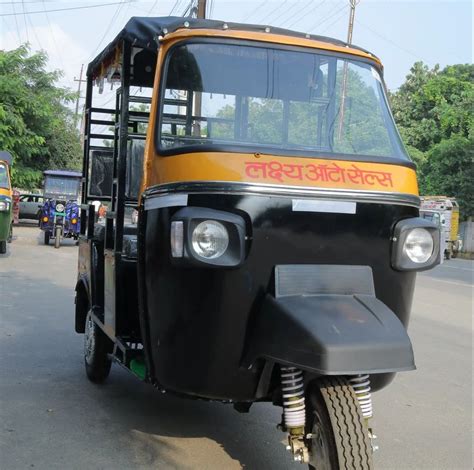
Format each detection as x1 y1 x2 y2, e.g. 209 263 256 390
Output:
158 42 409 160
0 163 10 189
44 176 80 199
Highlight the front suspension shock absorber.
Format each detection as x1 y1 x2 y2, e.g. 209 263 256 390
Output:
281 366 306 430
349 374 373 418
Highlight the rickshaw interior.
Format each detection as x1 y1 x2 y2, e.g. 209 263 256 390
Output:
159 42 407 160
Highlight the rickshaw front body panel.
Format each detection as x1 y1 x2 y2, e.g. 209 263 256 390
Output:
141 186 418 400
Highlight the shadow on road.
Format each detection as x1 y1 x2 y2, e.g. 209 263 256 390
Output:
0 268 289 470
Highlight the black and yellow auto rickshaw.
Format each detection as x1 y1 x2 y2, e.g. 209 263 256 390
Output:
0 151 13 254
75 17 440 468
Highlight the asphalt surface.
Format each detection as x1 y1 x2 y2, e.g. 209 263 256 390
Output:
1 225 472 470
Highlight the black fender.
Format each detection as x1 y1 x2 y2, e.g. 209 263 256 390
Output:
245 265 415 375
74 275 90 333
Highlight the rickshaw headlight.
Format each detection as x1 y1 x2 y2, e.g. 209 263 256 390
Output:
0 201 10 211
391 217 440 271
192 220 229 259
404 228 433 263
170 207 246 268
55 203 65 213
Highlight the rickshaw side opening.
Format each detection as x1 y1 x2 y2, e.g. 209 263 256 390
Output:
76 17 441 469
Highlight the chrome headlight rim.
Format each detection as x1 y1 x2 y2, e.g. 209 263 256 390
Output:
170 207 246 268
391 217 440 272
0 200 10 212
403 227 434 263
191 220 229 260
55 203 65 213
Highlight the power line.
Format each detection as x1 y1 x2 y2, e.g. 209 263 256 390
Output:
309 2 346 32
274 0 313 28
21 0 29 42
257 0 291 25
0 1 134 16
0 1 55 4
147 0 158 15
10 1 22 42
89 0 125 60
319 6 348 35
355 19 425 61
41 0 65 69
242 0 270 23
284 0 327 30
168 0 182 15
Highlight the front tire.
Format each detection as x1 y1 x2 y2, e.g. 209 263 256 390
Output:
84 311 112 383
44 231 50 245
306 377 373 470
0 240 6 254
54 226 61 249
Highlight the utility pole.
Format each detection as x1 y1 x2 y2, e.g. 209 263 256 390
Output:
346 0 359 44
192 0 207 136
337 0 360 140
197 0 207 18
74 64 86 127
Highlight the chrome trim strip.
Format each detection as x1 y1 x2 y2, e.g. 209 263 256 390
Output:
143 181 420 208
292 199 357 214
144 193 188 211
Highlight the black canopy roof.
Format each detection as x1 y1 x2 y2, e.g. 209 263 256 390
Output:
87 16 376 77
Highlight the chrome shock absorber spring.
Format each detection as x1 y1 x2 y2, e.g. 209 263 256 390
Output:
349 374 373 418
281 367 306 429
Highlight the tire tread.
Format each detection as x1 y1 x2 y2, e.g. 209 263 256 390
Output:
319 377 373 470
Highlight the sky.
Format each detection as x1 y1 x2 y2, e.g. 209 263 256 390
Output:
0 0 472 99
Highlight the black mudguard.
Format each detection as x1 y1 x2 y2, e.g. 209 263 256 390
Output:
246 265 415 375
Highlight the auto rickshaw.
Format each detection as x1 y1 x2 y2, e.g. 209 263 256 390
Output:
0 151 13 254
40 170 81 248
75 17 441 469
421 196 461 259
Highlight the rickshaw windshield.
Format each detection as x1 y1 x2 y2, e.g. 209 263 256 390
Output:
44 176 80 199
0 163 9 189
158 41 409 160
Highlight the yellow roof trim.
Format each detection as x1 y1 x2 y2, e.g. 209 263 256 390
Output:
160 28 382 67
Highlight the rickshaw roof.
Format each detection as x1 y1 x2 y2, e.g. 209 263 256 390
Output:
87 16 378 77
43 170 82 178
0 151 12 166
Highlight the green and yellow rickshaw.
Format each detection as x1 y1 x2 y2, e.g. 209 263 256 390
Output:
0 151 13 254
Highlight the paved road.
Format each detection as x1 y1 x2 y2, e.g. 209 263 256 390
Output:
1 226 472 470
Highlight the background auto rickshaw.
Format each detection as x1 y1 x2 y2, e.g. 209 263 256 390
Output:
75 17 440 469
40 170 81 248
0 151 13 254
421 196 461 259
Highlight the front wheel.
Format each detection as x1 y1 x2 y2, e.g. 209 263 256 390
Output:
84 311 112 383
44 231 50 245
306 377 373 470
54 226 61 249
0 240 6 254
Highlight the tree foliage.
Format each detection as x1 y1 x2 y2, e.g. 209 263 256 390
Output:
391 62 474 216
0 45 82 189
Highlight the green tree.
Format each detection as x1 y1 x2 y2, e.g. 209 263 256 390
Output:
391 62 474 151
391 62 474 216
0 45 82 189
420 136 474 216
